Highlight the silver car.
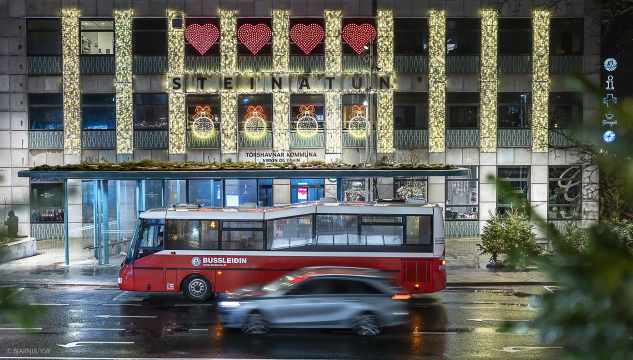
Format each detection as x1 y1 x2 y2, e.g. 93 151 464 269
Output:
217 267 411 336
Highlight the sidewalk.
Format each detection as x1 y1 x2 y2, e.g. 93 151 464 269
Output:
0 237 552 288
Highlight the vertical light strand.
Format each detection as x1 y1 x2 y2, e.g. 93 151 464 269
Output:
377 92 394 154
480 9 498 153
532 10 550 152
273 92 290 152
61 9 80 155
220 10 237 73
325 92 342 154
272 10 290 72
324 10 342 73
376 9 394 73
167 10 185 154
115 10 133 154
428 10 446 153
221 93 238 154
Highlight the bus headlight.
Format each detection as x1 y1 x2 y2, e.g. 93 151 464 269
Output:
118 277 122 284
218 301 241 308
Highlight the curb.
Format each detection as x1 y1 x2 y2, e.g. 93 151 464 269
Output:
447 281 558 287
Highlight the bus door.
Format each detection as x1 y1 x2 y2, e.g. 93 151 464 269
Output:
134 224 165 291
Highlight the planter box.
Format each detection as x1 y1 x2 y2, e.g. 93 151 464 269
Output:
0 237 37 263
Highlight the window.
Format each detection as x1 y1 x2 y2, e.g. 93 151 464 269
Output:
267 216 314 249
238 94 272 136
394 177 428 202
394 93 428 130
550 18 583 55
291 179 324 203
29 94 63 130
497 166 530 217
134 94 168 130
446 18 480 55
406 216 432 245
342 18 376 55
187 180 222 207
290 18 325 55
165 219 219 250
185 18 220 56
221 221 264 250
27 19 62 55
394 18 428 55
187 94 220 135
498 18 531 55
548 166 581 220
549 92 583 129
342 94 374 134
342 179 366 202
139 225 164 248
291 94 324 132
82 94 115 130
80 19 114 55
133 18 167 55
225 179 257 206
164 180 186 207
498 93 531 128
446 166 479 220
314 214 359 246
30 182 64 223
237 18 272 55
447 93 478 128
361 216 403 245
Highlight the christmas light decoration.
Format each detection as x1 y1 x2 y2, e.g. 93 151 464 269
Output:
191 105 215 138
244 105 267 139
273 92 290 151
62 9 80 154
290 24 324 55
185 24 219 55
342 24 377 55
220 10 237 72
348 105 369 138
324 10 342 72
168 10 185 74
115 10 133 154
532 10 550 153
295 105 319 138
377 92 394 154
480 9 498 153
428 10 446 153
238 24 272 55
376 10 394 73
168 10 186 154
325 92 342 154
221 93 238 153
272 10 290 72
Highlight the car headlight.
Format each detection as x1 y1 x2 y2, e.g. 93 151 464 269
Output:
218 301 241 308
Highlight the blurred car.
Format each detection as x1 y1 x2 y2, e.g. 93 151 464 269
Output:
217 267 411 335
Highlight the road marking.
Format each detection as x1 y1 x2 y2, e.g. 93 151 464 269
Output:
543 286 559 293
412 332 457 335
57 341 134 348
0 288 24 303
126 296 146 302
74 328 126 331
112 292 128 301
460 306 499 309
95 315 156 319
30 303 69 306
189 328 209 331
101 303 141 306
0 328 42 330
468 319 530 322
499 346 564 353
175 303 215 306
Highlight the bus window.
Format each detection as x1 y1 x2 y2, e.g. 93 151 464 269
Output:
315 215 358 246
360 216 404 245
221 230 264 250
267 216 313 250
165 219 218 250
137 224 163 259
406 216 432 245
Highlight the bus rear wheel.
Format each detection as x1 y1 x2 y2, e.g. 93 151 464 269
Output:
182 275 212 302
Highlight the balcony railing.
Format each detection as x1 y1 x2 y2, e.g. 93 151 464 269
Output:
238 56 273 72
550 55 583 73
446 129 480 147
133 56 168 74
446 56 479 73
394 55 428 74
342 55 372 73
290 130 325 148
497 129 531 147
29 130 63 149
290 56 325 73
445 220 479 237
342 132 375 147
186 130 220 149
82 130 116 149
238 131 272 148
549 129 579 147
80 56 115 74
28 56 62 75
394 129 428 148
498 55 531 73
133 130 168 149
186 56 220 73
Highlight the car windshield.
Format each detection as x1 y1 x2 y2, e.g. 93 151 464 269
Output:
261 272 313 293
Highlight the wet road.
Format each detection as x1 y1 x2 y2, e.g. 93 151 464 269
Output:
0 285 566 359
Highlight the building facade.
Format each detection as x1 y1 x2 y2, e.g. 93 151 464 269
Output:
0 0 599 244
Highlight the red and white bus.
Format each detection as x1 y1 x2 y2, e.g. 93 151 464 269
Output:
118 200 447 301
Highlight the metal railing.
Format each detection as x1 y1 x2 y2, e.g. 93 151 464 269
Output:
238 131 273 148
186 130 220 149
446 129 480 147
82 130 116 149
133 55 168 74
342 55 372 73
290 130 325 148
29 130 64 149
133 130 168 149
550 55 583 73
549 129 579 147
28 56 62 75
238 56 273 72
80 56 115 74
446 55 479 73
186 56 220 73
290 56 325 73
497 129 531 147
393 129 428 148
394 55 428 73
498 55 531 73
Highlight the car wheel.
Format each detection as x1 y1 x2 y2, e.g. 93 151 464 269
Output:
182 275 212 302
352 313 383 336
242 311 270 335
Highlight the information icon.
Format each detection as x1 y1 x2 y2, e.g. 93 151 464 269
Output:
604 58 617 72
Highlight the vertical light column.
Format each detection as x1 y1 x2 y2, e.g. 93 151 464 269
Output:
61 9 81 155
324 10 342 73
480 9 498 153
376 9 394 73
220 10 237 73
272 10 289 72
377 92 394 154
377 9 394 154
325 92 342 154
221 93 238 154
532 10 550 153
167 10 185 154
428 10 446 153
273 93 290 152
115 10 133 154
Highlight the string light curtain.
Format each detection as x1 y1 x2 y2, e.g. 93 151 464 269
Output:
325 10 342 73
377 92 394 154
480 9 498 153
272 10 290 72
428 10 446 153
376 10 395 154
221 93 238 154
273 92 290 152
325 92 342 154
61 9 81 155
115 10 133 154
377 10 394 73
167 10 186 154
532 10 550 152
220 10 237 73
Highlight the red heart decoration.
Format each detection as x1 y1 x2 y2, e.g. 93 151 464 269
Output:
342 24 377 54
185 24 220 55
290 24 324 55
238 24 272 55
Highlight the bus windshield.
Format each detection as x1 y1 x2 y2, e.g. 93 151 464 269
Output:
123 219 141 265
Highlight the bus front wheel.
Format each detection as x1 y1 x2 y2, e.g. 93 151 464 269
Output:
182 275 212 302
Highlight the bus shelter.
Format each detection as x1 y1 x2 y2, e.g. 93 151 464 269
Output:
18 168 469 266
